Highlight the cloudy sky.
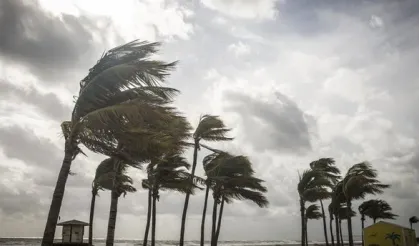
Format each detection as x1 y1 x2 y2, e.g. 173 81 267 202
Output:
1 0 419 242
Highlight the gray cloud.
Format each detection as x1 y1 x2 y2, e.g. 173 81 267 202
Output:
0 0 100 82
0 81 71 121
223 90 313 154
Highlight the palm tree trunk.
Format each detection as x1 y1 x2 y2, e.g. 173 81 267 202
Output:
151 193 157 246
346 201 354 246
335 214 340 246
211 198 218 246
200 185 210 246
410 222 413 229
214 197 225 245
143 189 152 246
305 218 309 246
320 200 330 246
339 219 344 246
373 218 376 224
330 215 335 246
42 144 74 246
180 141 199 246
89 190 97 246
106 190 119 246
361 216 365 246
300 199 306 246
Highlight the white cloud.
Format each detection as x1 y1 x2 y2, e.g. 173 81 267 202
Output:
227 41 251 56
201 0 279 20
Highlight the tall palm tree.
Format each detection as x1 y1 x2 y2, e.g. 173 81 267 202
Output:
409 216 419 229
179 115 232 246
342 162 390 246
298 170 333 246
94 157 137 246
42 40 181 245
142 179 152 246
203 153 268 246
310 158 341 246
305 204 323 246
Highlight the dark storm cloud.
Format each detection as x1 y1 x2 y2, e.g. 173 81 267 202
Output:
0 0 100 82
0 125 62 169
223 91 313 154
0 81 71 121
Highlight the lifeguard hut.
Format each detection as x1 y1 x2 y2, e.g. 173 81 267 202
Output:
55 219 89 246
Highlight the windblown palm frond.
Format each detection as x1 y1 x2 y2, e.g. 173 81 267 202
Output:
310 158 341 184
359 199 397 222
193 115 233 141
298 169 333 202
410 216 419 224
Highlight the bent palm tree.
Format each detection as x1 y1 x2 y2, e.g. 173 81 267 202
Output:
298 170 333 246
95 158 137 246
179 115 232 246
342 162 390 246
328 203 336 246
203 152 268 246
409 216 418 229
338 205 356 246
361 199 397 224
305 204 323 246
147 155 200 246
42 40 180 245
310 158 340 246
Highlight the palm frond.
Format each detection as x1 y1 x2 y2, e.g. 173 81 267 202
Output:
193 114 233 142
306 204 322 220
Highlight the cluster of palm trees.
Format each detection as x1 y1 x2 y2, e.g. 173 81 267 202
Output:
298 158 401 246
40 40 268 246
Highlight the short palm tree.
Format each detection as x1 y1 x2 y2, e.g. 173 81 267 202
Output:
342 162 390 246
95 157 137 246
145 155 200 246
310 158 340 246
328 203 336 246
361 199 397 224
305 204 323 246
179 115 232 246
204 153 268 246
330 181 346 246
88 173 105 246
42 40 181 245
298 170 333 246
409 216 418 229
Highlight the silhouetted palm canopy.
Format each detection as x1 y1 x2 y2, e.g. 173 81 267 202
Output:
306 204 322 220
342 162 390 200
298 170 333 202
338 206 356 220
95 157 136 196
63 40 192 164
310 158 341 184
359 199 397 222
193 115 233 142
204 152 268 207
410 216 419 224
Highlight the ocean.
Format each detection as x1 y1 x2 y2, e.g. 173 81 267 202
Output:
0 239 320 246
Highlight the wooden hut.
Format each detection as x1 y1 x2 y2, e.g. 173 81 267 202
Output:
54 219 89 246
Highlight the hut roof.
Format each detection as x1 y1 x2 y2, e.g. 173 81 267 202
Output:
364 221 411 230
57 219 89 226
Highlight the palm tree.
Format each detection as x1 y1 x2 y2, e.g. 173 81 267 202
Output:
358 200 374 246
360 199 397 224
342 162 390 246
94 157 137 246
147 155 200 246
409 216 418 229
328 203 336 246
88 173 105 246
298 170 333 246
142 179 152 246
305 204 323 246
179 115 232 246
310 158 341 246
203 153 268 246
338 205 356 246
42 40 180 245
